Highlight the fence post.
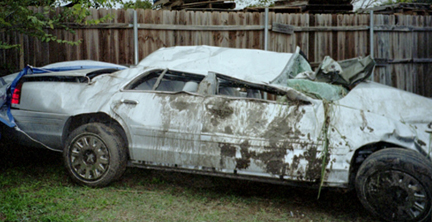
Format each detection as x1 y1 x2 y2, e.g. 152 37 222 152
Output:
264 7 269 51
370 10 374 81
133 10 139 66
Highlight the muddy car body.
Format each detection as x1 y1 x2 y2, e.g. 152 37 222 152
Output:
1 46 431 222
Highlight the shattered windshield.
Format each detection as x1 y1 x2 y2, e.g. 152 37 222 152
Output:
286 79 348 101
272 53 375 102
271 52 313 86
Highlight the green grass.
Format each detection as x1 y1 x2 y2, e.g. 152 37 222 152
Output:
0 143 379 222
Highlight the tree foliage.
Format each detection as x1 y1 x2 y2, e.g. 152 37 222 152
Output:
0 0 122 49
352 0 432 10
122 0 153 9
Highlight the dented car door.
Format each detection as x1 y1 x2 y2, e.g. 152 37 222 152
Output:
110 70 205 165
198 78 326 181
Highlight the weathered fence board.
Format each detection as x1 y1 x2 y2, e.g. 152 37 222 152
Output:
1 9 432 97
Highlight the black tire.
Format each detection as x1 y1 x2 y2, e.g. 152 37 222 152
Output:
355 148 432 222
63 123 127 187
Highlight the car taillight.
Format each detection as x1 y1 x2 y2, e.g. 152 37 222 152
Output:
11 83 23 104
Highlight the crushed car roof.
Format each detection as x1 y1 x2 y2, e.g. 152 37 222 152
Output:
42 60 127 70
137 45 296 83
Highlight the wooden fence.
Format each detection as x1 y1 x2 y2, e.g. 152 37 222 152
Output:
1 9 432 96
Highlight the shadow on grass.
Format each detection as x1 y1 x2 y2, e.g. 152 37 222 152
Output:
0 142 379 221
117 167 378 221
0 140 63 171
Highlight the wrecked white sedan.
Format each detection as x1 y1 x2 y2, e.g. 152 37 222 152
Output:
1 46 431 222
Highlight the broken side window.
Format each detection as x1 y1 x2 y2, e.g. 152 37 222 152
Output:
216 74 290 102
125 69 204 93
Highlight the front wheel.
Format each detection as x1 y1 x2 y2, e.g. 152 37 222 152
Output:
355 148 432 222
63 123 127 187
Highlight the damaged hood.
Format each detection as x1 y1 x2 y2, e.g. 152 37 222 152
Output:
340 81 432 124
137 45 297 83
334 81 432 155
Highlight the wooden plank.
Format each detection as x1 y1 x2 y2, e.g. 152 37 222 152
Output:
93 8 101 61
164 10 176 47
140 9 155 59
290 14 299 52
110 8 120 64
0 33 5 72
301 14 309 57
253 12 261 49
55 8 66 63
177 10 187 46
336 14 346 60
272 22 294 34
381 15 393 86
307 15 315 63
187 11 195 46
427 16 432 59
416 64 424 96
375 58 432 63
63 22 432 32
198 11 209 45
314 14 333 62
13 33 21 70
125 9 134 65
245 12 253 49
18 34 24 69
357 14 369 57
64 22 265 30
424 64 432 97
93 8 103 62
23 32 30 66
269 13 281 52
117 9 126 65
210 11 220 46
228 11 239 48
141 24 266 31
288 14 297 52
154 9 165 49
220 12 231 46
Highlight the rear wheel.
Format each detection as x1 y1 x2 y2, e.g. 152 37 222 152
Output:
63 123 127 187
355 148 432 222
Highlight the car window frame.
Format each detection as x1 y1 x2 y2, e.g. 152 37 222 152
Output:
122 69 205 93
215 73 304 105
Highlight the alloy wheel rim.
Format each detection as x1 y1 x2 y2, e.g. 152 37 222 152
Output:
365 170 429 221
69 134 110 181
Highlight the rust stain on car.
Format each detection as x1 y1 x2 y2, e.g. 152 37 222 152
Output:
218 139 329 182
206 100 234 118
220 143 236 157
262 106 305 147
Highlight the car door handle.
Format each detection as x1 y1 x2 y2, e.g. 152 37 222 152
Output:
120 99 139 105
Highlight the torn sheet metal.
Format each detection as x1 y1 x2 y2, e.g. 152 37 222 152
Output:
314 56 375 87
